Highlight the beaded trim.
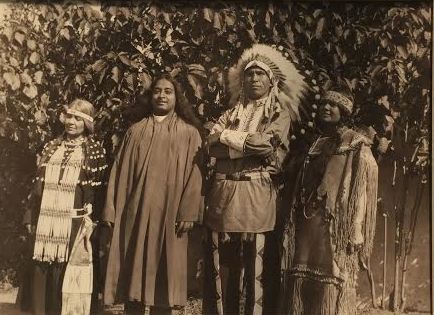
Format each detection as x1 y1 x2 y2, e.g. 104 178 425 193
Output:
323 91 353 115
289 264 344 286
66 109 94 122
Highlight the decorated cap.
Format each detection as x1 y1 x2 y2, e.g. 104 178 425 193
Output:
322 90 354 115
227 44 308 122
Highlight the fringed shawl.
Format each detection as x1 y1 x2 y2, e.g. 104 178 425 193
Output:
281 128 378 275
31 137 107 263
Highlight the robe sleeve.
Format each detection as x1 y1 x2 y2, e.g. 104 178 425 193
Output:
102 160 117 223
176 128 204 223
101 131 131 224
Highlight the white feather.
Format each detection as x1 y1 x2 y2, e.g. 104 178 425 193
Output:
227 44 308 122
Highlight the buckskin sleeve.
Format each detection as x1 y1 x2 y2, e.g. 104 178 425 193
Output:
209 106 291 165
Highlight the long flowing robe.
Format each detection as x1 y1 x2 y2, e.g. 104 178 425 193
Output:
103 113 203 307
280 128 378 315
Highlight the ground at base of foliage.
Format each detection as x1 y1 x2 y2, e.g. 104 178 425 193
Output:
0 288 429 315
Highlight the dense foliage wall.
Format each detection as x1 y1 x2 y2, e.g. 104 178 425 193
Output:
0 1 431 301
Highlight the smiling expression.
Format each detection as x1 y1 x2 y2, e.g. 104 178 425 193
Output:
151 79 176 116
319 101 342 124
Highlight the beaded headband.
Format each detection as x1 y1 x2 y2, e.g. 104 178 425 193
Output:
323 91 353 115
66 109 94 122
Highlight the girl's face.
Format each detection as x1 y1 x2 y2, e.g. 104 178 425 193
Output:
63 112 85 137
151 79 176 116
319 101 342 124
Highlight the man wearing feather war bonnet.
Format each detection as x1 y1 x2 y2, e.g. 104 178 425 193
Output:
202 44 308 315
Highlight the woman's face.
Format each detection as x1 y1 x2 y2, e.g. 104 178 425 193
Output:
151 79 176 116
63 112 85 137
319 101 341 124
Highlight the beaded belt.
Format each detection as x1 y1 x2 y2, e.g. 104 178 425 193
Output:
214 171 270 181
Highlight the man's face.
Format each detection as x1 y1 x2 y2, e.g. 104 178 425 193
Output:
319 101 342 124
151 79 176 116
244 66 272 100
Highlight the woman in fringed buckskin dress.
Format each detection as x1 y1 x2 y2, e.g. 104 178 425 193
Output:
280 89 378 315
19 99 107 315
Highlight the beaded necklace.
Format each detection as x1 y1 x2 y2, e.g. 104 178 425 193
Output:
33 140 84 263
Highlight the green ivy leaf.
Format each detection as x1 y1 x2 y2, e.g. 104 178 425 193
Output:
111 66 120 83
125 73 135 91
118 53 131 66
75 74 85 86
20 72 32 85
45 62 56 74
98 66 108 85
91 59 107 72
225 12 235 27
213 12 222 30
3 72 21 90
26 39 37 50
187 74 204 99
138 72 152 90
315 17 325 39
14 32 25 46
313 9 323 18
29 52 40 64
397 45 408 59
165 28 175 47
162 12 171 24
2 27 13 42
34 109 47 126
40 93 50 107
265 11 271 29
23 84 38 99
60 27 71 40
9 57 19 68
203 8 213 22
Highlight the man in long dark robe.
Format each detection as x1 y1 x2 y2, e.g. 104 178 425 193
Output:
102 75 203 315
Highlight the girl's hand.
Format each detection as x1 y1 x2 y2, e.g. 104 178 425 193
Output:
175 221 194 237
25 224 35 234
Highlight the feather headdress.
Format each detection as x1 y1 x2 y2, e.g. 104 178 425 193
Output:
228 44 308 122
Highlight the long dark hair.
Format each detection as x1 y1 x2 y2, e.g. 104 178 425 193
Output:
140 74 203 132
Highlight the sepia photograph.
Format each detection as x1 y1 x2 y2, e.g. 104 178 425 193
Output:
0 1 431 314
